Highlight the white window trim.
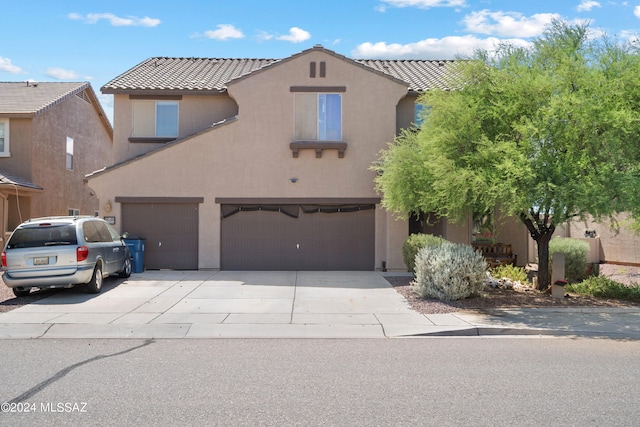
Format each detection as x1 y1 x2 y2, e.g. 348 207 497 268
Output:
0 118 10 157
66 136 74 170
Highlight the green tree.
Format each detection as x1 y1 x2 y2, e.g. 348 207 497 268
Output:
373 21 640 289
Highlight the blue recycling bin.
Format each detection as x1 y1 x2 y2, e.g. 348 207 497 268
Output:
124 238 146 273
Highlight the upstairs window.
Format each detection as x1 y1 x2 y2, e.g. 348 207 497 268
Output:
0 119 9 157
295 93 342 141
132 100 179 138
66 137 74 170
413 103 431 128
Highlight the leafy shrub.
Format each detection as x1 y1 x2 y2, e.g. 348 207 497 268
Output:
549 238 589 283
490 264 530 284
412 241 487 301
566 276 640 302
402 233 446 273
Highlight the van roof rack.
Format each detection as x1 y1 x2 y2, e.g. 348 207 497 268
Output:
25 215 94 223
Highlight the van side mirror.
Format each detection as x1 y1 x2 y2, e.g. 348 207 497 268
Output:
121 232 129 239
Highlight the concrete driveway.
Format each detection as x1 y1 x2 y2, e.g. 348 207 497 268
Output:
0 270 474 338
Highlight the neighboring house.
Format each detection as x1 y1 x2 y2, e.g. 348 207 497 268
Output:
87 45 530 271
0 82 113 245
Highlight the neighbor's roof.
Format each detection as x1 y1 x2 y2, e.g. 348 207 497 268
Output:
101 46 459 94
0 81 112 135
0 170 43 191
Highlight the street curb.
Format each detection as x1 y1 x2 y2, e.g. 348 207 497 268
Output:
406 326 640 339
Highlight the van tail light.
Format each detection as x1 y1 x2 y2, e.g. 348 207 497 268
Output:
1 251 6 267
76 246 89 262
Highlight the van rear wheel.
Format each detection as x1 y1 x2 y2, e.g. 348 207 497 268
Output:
12 288 30 297
86 265 103 294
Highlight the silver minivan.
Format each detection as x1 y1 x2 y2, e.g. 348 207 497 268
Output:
1 216 132 297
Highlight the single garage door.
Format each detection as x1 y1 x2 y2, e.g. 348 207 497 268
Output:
220 203 375 271
119 198 201 270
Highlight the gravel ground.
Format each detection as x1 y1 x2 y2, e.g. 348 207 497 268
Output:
388 263 640 314
1 264 639 314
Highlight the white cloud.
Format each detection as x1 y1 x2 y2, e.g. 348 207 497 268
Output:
577 1 601 12
45 67 80 80
635 6 640 19
620 29 640 44
203 24 244 40
351 35 531 60
257 31 274 42
68 12 161 27
0 57 23 74
379 0 467 9
462 10 560 38
275 27 311 43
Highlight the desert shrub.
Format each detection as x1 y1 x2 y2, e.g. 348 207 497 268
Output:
412 241 487 301
566 276 640 302
549 238 589 283
402 233 446 273
490 264 530 284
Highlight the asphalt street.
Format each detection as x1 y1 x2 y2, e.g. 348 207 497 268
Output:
1 338 639 426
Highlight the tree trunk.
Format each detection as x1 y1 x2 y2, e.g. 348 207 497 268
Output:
519 210 556 290
535 232 553 290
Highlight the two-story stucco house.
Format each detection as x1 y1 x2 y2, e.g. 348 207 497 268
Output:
0 82 113 244
87 45 529 271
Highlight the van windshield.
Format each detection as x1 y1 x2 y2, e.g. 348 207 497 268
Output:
6 225 78 249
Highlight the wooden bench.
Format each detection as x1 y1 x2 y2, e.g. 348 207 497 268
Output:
472 242 517 268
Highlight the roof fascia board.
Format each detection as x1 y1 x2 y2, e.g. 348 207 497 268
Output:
0 113 35 118
103 88 227 96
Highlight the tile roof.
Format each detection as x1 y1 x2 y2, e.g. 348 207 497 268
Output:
0 170 43 191
0 82 90 116
101 47 460 94
356 59 458 92
0 81 113 136
102 58 279 93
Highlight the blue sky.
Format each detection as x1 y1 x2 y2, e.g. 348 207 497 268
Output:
1 0 638 122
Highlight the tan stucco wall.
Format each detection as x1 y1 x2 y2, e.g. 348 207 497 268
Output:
396 95 419 133
89 51 410 270
494 210 529 267
111 93 238 163
566 214 640 264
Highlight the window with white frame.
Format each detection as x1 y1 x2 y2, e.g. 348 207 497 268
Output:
66 137 74 170
0 118 9 157
294 93 342 141
132 100 179 138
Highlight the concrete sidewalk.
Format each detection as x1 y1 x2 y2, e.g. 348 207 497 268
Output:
0 270 639 339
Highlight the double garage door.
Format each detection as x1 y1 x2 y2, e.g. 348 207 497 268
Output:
220 202 376 271
119 198 375 271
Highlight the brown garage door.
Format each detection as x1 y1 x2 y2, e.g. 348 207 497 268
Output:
120 198 201 270
220 204 375 271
